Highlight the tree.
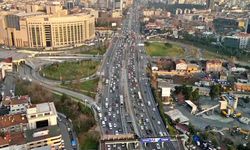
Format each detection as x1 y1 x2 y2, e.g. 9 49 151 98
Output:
61 93 67 103
188 123 196 135
191 88 200 101
209 84 221 100
182 85 193 100
243 96 250 103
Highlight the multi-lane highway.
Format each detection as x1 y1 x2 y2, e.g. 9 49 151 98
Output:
98 1 177 150
7 1 178 149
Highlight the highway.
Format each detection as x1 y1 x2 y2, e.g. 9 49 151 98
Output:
98 1 177 149
8 1 178 149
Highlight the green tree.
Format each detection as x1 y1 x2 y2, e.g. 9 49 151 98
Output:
188 123 196 135
191 88 200 101
61 93 67 103
209 84 221 100
182 85 193 100
243 97 250 103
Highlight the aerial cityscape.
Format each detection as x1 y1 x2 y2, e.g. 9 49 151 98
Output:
0 0 249 150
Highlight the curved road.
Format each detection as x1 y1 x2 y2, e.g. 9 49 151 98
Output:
17 64 98 108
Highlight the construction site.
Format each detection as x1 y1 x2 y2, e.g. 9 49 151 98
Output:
169 93 250 145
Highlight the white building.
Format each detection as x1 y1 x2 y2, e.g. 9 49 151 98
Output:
0 58 13 80
2 96 31 114
162 87 171 97
0 102 62 150
26 102 58 130
233 33 250 49
176 59 187 71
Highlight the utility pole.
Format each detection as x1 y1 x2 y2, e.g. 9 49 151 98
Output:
5 27 10 49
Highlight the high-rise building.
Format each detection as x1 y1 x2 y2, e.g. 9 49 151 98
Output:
246 19 250 34
0 10 95 49
206 0 215 11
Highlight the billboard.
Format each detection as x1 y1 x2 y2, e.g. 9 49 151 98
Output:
141 138 170 143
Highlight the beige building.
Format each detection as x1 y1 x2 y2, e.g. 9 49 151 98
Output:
0 10 95 49
206 60 222 72
0 102 63 150
0 57 13 80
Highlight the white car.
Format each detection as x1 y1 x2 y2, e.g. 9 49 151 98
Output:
156 143 161 149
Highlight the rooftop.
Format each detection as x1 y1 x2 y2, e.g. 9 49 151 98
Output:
27 102 57 115
176 59 186 64
165 109 189 124
2 95 30 106
0 113 27 129
206 60 222 64
25 125 61 143
0 57 12 63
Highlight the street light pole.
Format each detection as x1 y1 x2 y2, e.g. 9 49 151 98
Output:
5 28 10 49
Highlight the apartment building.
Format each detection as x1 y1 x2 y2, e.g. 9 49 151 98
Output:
176 59 188 71
2 95 30 114
206 60 222 72
0 101 62 150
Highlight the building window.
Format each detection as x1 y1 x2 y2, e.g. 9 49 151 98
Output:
31 115 36 118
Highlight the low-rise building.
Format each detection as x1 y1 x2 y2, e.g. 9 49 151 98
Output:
206 60 222 72
187 64 200 73
2 95 30 114
25 125 62 150
176 59 187 71
0 102 62 150
0 57 13 80
0 113 28 133
161 87 172 104
234 82 250 92
165 109 189 125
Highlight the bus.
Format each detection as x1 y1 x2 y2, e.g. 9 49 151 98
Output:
120 95 124 105
138 92 142 100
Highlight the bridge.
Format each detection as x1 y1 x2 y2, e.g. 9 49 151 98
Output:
100 134 183 150
195 104 220 116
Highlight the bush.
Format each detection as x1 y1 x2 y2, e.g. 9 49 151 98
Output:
243 97 250 103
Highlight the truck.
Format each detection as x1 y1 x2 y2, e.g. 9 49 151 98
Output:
138 43 144 46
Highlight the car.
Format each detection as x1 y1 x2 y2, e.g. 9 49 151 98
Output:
115 130 119 135
157 121 161 125
156 143 161 149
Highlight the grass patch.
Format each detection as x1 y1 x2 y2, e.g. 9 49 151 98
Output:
202 50 229 60
81 48 106 55
40 60 100 81
145 42 184 57
63 78 99 98
80 46 107 55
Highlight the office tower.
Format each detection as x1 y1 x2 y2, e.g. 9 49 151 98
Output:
206 0 215 10
246 19 250 34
